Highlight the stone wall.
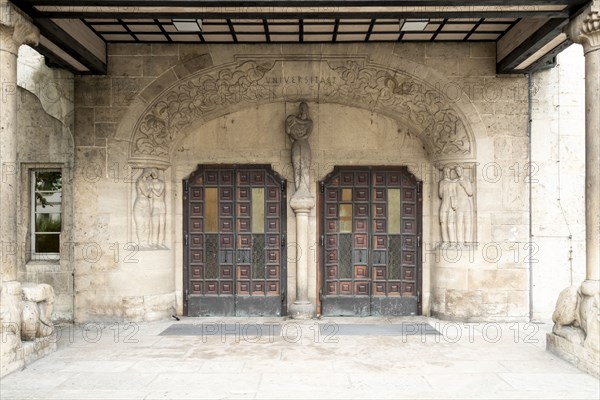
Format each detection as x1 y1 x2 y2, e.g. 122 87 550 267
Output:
15 46 74 322
65 42 532 321
531 45 586 321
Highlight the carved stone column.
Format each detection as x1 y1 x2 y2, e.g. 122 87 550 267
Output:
289 196 315 319
572 8 600 284
0 2 39 283
547 3 600 378
286 102 316 319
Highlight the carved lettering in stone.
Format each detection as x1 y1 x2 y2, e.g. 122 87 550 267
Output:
286 102 313 194
439 164 475 245
134 168 167 249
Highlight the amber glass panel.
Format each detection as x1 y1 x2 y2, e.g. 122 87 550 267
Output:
205 188 218 233
388 188 401 234
252 188 265 233
340 204 353 233
341 188 352 202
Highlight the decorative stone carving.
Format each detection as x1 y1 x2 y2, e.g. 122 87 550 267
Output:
133 61 276 158
455 166 473 244
438 164 475 245
286 102 313 195
568 8 600 53
20 283 54 341
323 61 472 157
0 281 56 377
133 168 167 249
128 57 475 166
551 282 600 363
439 167 457 244
0 282 23 366
0 1 40 55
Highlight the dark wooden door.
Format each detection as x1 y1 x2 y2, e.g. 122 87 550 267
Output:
320 167 422 316
183 165 287 316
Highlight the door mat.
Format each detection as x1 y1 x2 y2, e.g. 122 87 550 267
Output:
159 323 439 336
319 323 440 336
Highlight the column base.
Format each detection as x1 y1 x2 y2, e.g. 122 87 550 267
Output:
288 301 315 319
547 332 599 379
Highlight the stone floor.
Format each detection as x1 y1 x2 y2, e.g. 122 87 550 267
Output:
1 316 599 399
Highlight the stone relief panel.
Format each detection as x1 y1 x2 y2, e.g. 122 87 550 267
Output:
322 61 472 157
132 61 276 159
437 163 477 245
132 167 167 249
128 56 476 166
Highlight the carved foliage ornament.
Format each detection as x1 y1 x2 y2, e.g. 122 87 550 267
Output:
131 59 473 160
134 61 275 157
322 61 471 156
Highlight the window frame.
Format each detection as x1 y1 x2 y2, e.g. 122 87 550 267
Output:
30 169 63 261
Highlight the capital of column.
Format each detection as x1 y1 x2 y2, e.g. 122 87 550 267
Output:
290 191 315 213
0 1 39 55
566 3 600 54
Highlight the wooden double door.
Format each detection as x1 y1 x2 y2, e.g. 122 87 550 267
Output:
183 165 287 316
320 167 422 316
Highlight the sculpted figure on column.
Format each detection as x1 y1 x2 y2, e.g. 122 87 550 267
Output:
455 166 473 244
286 102 313 196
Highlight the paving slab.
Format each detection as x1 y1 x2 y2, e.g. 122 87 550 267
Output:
1 317 598 400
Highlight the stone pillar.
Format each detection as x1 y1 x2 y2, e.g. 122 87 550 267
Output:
581 11 600 284
0 2 39 283
547 4 600 378
567 5 600 284
289 195 316 319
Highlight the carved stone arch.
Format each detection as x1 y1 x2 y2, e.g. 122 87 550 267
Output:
121 54 481 167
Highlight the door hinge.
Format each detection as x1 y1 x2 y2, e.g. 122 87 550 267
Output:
281 180 286 192
184 233 189 246
417 290 421 304
417 235 421 248
320 181 325 193
281 291 286 303
184 289 189 302
319 288 323 302
184 180 189 193
320 235 324 246
281 234 286 247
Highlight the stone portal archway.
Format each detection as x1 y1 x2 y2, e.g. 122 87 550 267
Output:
116 52 483 317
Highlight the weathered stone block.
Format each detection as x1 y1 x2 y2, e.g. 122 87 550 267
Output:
143 55 179 77
152 43 179 56
108 43 151 55
108 55 143 77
